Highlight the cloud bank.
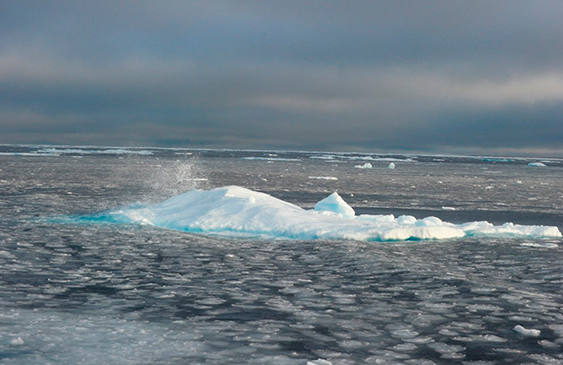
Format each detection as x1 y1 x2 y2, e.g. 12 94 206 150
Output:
1 1 562 155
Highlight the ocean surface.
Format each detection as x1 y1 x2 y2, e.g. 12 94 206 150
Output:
1 145 563 364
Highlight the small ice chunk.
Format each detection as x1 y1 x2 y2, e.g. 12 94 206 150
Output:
428 342 465 355
307 360 333 365
10 337 24 346
538 340 559 349
355 163 372 169
0 250 16 259
441 206 456 211
528 162 547 167
308 176 338 180
388 162 396 169
513 325 541 337
314 192 355 218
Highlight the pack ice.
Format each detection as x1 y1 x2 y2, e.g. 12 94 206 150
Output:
105 186 561 241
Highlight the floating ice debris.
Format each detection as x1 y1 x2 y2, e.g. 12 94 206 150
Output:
309 155 335 160
538 340 560 349
521 242 558 248
77 186 562 242
10 337 24 346
388 162 396 169
307 360 333 365
513 325 541 337
441 206 456 211
355 162 372 169
0 250 16 259
427 342 465 357
528 162 547 167
308 176 338 180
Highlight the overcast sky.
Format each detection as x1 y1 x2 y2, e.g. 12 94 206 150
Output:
1 1 562 156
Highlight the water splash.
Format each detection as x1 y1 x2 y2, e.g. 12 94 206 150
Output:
148 156 208 199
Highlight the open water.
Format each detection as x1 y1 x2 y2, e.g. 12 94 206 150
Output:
1 145 563 364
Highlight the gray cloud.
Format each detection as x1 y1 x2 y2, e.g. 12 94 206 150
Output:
1 1 562 155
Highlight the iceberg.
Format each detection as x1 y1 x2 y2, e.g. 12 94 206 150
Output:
85 186 562 242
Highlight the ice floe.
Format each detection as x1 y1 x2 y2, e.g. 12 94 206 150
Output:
0 152 60 157
79 186 562 241
242 157 301 162
38 147 153 155
308 176 338 180
513 325 541 337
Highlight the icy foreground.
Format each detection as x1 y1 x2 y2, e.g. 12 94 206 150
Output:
101 186 561 241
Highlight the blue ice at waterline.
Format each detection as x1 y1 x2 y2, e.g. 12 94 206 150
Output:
72 186 561 241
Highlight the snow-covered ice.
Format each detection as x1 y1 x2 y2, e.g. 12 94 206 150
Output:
82 186 562 241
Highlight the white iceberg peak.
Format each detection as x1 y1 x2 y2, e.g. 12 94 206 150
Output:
314 192 356 218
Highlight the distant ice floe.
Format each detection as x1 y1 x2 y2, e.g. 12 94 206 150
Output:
355 163 372 169
308 154 415 163
482 158 514 162
0 152 60 157
528 162 547 167
308 176 338 180
521 242 558 248
307 360 333 365
38 148 153 155
242 157 301 162
79 186 562 242
388 162 396 170
309 155 336 160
